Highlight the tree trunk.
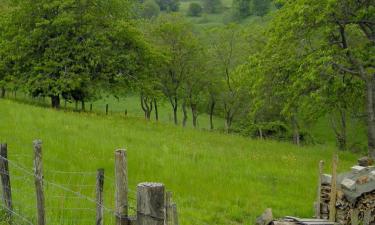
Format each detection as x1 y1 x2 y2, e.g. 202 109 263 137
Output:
209 100 215 130
291 115 300 146
154 99 159 121
0 87 5 98
191 103 198 128
330 109 347 151
182 101 188 127
366 79 375 159
141 94 153 120
170 97 178 125
259 127 263 139
51 95 60 108
81 100 85 112
224 110 233 133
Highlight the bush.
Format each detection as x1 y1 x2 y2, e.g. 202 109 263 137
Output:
187 3 203 17
203 0 222 13
155 0 179 12
142 0 160 19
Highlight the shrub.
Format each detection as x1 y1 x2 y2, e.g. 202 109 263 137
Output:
187 2 203 17
142 0 160 19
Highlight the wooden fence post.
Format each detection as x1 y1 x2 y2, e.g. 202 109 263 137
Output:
115 150 128 225
96 168 105 225
33 140 46 225
106 104 109 115
90 104 93 112
329 154 338 222
137 182 165 225
0 143 13 217
316 160 324 219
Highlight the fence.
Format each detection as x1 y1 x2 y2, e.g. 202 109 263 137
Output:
0 141 179 225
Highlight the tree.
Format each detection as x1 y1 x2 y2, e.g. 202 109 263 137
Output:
2 0 149 108
151 14 201 125
252 0 270 16
142 0 160 19
246 0 374 155
208 24 251 132
187 3 203 17
155 0 179 12
203 0 222 14
232 0 252 19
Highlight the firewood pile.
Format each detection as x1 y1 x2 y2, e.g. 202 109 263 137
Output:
318 157 375 225
320 181 331 220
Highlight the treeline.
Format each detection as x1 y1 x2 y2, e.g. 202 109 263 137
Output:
0 0 374 158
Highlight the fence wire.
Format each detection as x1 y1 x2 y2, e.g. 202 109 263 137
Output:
0 154 139 225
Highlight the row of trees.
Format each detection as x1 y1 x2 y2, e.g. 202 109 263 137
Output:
0 0 373 158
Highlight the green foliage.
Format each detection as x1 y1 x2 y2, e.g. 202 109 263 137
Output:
203 0 223 13
252 0 270 16
155 0 179 12
187 2 203 17
142 0 160 19
232 0 252 19
0 0 151 107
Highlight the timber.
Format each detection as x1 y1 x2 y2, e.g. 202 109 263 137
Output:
0 143 13 218
137 182 165 225
115 150 129 225
33 140 46 225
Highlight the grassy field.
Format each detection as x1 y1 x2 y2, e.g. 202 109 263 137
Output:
0 99 360 225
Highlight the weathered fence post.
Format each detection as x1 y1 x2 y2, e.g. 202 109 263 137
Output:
106 104 109 115
137 182 165 225
0 143 13 217
316 160 324 219
33 140 46 225
329 154 338 222
115 150 129 225
96 168 105 225
90 104 93 112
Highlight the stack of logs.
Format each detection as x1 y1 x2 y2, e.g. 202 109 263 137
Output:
319 176 331 220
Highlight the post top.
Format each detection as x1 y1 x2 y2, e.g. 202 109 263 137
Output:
137 182 164 188
33 139 42 145
115 149 127 153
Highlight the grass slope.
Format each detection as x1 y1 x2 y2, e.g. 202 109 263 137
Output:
0 99 358 225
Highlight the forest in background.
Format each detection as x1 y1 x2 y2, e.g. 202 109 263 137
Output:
0 0 374 158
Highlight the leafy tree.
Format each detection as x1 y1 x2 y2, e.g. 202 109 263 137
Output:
2 0 149 108
142 0 160 19
203 0 222 13
252 0 270 16
155 0 179 12
187 2 203 17
232 0 252 19
151 14 200 125
208 24 251 132
245 0 374 154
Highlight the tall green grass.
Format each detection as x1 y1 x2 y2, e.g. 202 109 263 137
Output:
0 99 359 225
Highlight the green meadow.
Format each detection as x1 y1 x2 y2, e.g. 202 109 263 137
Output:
0 99 359 225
